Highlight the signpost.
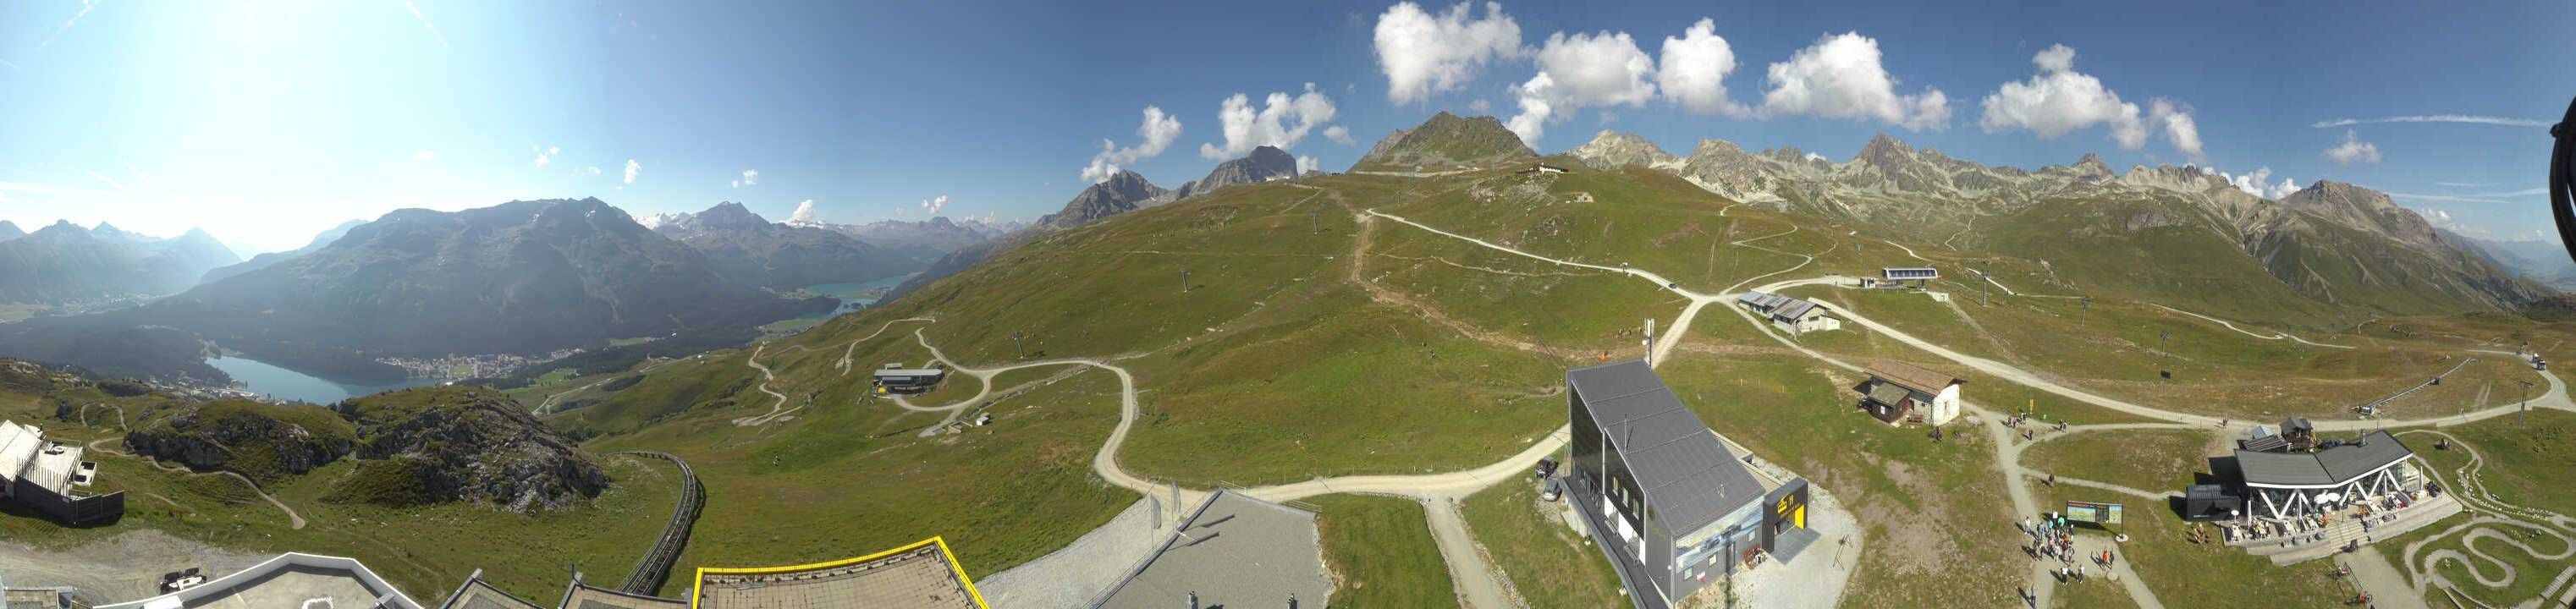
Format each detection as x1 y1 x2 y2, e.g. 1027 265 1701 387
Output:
2064 500 2125 531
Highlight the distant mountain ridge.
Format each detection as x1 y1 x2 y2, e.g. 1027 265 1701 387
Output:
650 201 923 289
1041 170 1168 230
0 220 239 304
0 198 829 383
0 221 23 241
1158 145 1300 203
1566 129 2543 321
200 219 367 284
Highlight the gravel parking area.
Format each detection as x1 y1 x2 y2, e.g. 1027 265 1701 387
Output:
0 530 267 605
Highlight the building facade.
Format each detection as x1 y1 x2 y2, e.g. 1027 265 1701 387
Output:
1736 292 1843 334
1565 360 1808 607
1856 362 1963 426
0 420 123 525
2234 431 2418 519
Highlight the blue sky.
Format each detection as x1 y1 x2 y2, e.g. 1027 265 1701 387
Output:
2 0 2568 253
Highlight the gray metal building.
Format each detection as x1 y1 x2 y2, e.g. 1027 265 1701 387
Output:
1563 360 1807 608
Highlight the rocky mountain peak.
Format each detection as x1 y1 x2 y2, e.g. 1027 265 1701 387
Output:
1568 131 1678 169
2072 152 2111 178
1853 134 1916 170
0 221 21 241
1351 112 1535 171
694 201 768 228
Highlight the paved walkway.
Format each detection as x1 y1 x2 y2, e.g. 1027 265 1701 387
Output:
2344 546 2433 609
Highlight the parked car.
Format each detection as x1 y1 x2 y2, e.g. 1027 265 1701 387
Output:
1534 458 1559 480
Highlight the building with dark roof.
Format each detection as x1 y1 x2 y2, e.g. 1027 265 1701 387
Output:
2232 431 2418 518
1867 266 1938 288
1563 360 1811 608
1856 361 1964 425
1735 292 1841 334
873 365 948 394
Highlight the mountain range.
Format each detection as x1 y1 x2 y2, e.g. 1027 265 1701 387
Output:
647 201 922 289
200 219 368 284
0 198 833 383
1567 129 2543 321
0 221 240 304
0 221 23 241
892 145 1310 300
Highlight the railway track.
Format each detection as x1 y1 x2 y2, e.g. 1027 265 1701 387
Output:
613 450 702 595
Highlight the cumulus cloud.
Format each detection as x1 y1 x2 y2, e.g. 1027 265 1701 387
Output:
2150 99 2202 157
1468 98 1492 113
2313 115 2547 129
731 169 757 188
1979 44 2202 156
624 159 641 184
1298 156 1321 173
2321 129 2382 165
1657 19 1748 117
2221 167 2300 200
1505 29 1657 145
790 200 819 223
1759 32 1949 131
921 195 949 217
1324 125 1355 145
1373 2 1523 104
1201 84 1339 160
533 145 559 168
1082 106 1184 184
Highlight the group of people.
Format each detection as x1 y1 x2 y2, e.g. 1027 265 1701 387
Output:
2004 413 2065 441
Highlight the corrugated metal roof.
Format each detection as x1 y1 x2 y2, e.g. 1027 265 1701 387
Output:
2235 431 2412 487
1567 360 1764 535
1864 382 1913 406
2237 436 2290 453
1772 299 1819 321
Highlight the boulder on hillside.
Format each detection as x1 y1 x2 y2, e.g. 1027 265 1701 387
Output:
125 400 357 483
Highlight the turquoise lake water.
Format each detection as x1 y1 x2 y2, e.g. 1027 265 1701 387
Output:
205 355 441 404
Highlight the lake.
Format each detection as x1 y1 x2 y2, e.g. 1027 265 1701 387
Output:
205 355 442 404
774 272 922 330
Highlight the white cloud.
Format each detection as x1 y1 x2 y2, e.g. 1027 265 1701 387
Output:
1298 156 1321 173
411 151 437 162
623 159 641 184
1505 72 1555 145
1657 19 1749 117
1324 125 1355 145
581 166 602 176
790 200 819 223
1758 32 1949 131
2221 167 2300 200
920 195 949 217
1505 29 1658 145
2149 98 2202 157
1082 106 1184 183
1373 2 1522 104
1803 152 1827 162
2321 129 2382 165
1977 44 2144 147
2312 115 2547 129
1200 84 1339 160
533 145 558 168
732 169 757 188
1468 98 1491 113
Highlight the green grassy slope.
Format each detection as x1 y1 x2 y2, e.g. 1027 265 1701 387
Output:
1309 494 1457 607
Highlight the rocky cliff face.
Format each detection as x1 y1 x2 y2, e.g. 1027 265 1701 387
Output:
126 400 357 483
651 201 922 289
334 386 610 513
1041 171 1167 229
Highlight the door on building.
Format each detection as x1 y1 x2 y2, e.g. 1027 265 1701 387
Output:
1794 505 1807 529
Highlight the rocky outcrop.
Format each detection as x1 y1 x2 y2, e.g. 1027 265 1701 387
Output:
125 400 357 483
334 386 610 513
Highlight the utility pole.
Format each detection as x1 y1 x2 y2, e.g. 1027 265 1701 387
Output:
2080 296 2091 326
2520 379 2535 426
1012 331 1026 359
1310 210 1319 233
1181 268 1192 294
